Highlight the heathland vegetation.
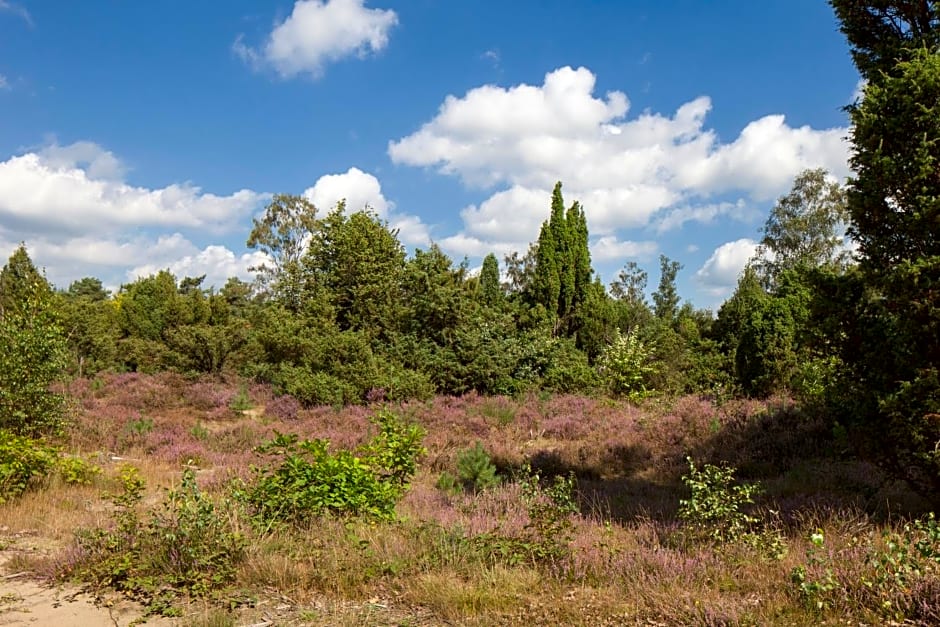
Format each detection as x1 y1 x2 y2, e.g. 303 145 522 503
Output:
2 2 940 624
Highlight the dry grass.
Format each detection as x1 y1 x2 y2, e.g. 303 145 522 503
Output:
2 373 937 625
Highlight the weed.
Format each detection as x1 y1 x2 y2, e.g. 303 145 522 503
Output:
229 385 253 413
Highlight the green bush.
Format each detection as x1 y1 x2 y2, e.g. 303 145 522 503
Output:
67 467 245 615
276 365 356 407
0 430 58 503
598 328 657 401
243 410 425 525
454 441 499 493
678 457 761 543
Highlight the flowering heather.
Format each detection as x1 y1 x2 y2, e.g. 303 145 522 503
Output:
22 373 935 625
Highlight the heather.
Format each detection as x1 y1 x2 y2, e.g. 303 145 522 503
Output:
1 373 936 625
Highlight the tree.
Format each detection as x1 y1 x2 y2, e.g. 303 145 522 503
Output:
67 277 109 301
831 3 940 495
302 206 406 340
530 182 594 335
479 253 503 307
652 255 682 322
830 0 940 81
753 168 850 289
246 194 319 310
610 261 648 306
0 246 68 435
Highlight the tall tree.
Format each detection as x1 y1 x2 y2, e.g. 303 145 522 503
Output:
652 255 682 322
479 253 503 307
830 0 940 80
0 246 67 435
530 182 594 335
754 168 850 289
246 194 319 310
831 2 940 495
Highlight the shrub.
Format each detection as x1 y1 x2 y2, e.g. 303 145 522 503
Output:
598 328 657 401
242 410 424 525
454 441 500 493
0 430 58 503
65 467 245 615
678 457 761 543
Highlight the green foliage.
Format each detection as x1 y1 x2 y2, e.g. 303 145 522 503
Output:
56 455 101 486
246 193 319 309
518 464 578 565
454 442 499 493
678 457 761 544
652 255 682 322
530 182 594 337
598 327 657 401
228 385 252 413
68 467 246 614
479 253 503 307
792 515 940 620
753 168 849 290
0 430 58 503
243 410 424 525
0 246 68 435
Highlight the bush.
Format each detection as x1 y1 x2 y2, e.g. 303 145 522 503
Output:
598 328 657 401
0 431 101 503
276 365 356 407
455 441 500 493
0 430 58 503
65 467 245 615
242 409 425 525
678 457 761 543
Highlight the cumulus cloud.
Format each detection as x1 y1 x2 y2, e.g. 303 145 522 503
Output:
0 141 270 291
302 167 430 247
694 238 758 297
591 236 658 263
303 166 390 216
389 66 850 268
128 244 269 288
0 143 266 236
235 0 397 79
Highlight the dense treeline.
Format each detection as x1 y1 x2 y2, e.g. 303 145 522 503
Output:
0 1 938 500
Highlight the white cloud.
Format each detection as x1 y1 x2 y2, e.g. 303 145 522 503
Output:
0 0 32 26
851 78 867 104
128 244 269 288
591 236 658 263
694 238 758 297
389 66 850 263
302 166 430 247
303 166 390 216
653 199 755 233
0 74 8 90
0 143 266 236
235 0 397 79
0 141 271 291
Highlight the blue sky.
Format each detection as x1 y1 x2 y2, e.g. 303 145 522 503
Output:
0 0 858 308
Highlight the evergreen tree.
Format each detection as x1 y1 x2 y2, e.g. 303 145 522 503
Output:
479 253 503 307
652 255 682 322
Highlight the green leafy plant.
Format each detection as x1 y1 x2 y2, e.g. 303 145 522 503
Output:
598 328 657 402
520 465 578 565
56 455 101 486
66 466 245 615
0 430 58 503
790 530 840 612
242 410 424 525
229 385 253 413
678 457 761 543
